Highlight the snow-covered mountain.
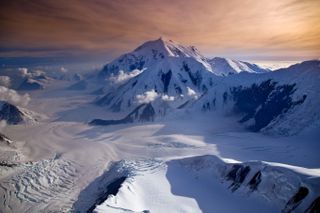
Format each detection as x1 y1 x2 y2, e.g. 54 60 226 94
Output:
95 38 218 121
94 38 268 124
92 38 319 135
99 37 212 78
194 60 320 135
0 101 41 124
208 57 269 76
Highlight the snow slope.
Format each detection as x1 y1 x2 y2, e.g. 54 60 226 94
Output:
94 155 320 213
208 57 270 76
93 38 269 124
95 38 217 120
194 60 320 135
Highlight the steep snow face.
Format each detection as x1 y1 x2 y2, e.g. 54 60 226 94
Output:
94 156 320 213
195 60 320 135
208 57 269 76
96 38 217 120
97 57 215 112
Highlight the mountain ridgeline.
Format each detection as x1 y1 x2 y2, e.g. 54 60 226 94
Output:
91 38 320 135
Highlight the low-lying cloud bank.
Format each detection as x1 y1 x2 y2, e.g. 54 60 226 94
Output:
136 90 176 104
136 90 159 104
0 76 11 87
0 86 30 107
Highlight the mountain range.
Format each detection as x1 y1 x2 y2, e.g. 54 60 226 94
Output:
91 38 320 135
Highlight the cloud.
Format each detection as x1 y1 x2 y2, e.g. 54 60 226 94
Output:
0 86 30 107
0 0 319 60
60 67 68 72
33 70 45 76
109 69 143 84
187 87 198 99
136 90 159 104
161 95 175 102
18 67 30 77
136 90 176 104
0 76 11 87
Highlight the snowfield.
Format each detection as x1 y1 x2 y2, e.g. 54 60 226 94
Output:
0 78 319 212
0 39 319 213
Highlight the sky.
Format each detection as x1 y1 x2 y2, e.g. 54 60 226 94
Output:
0 0 319 62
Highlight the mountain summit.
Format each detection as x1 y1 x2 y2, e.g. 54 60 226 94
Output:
97 38 216 116
99 37 214 78
99 38 268 78
94 38 280 127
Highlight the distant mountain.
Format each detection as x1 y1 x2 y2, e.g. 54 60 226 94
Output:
18 78 45 90
208 57 269 76
0 101 41 125
0 101 25 124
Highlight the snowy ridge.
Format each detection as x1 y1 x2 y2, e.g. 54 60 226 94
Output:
194 60 320 135
93 156 320 213
209 57 269 76
0 101 44 125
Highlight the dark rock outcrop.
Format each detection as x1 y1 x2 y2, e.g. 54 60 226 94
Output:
231 80 307 131
0 101 24 124
90 103 155 126
18 79 44 90
225 164 251 192
248 171 262 191
305 196 320 213
282 186 309 213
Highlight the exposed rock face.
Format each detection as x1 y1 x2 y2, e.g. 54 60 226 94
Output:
282 186 309 213
18 78 44 90
305 197 320 213
230 80 307 131
0 101 24 124
90 103 155 126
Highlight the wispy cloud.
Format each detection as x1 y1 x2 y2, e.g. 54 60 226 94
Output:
136 90 159 104
0 0 319 60
0 86 30 107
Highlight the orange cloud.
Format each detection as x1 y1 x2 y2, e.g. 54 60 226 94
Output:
0 0 319 60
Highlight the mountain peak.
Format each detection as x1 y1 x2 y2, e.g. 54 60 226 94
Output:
133 37 205 60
